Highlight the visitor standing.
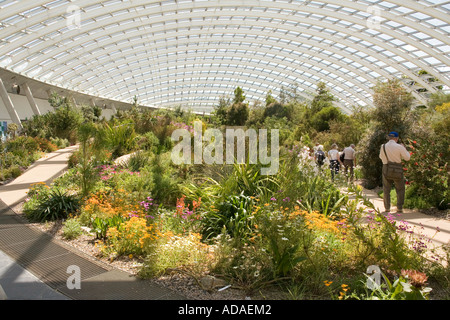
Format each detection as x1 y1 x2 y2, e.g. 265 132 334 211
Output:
379 132 410 213
342 144 356 182
314 145 326 170
328 144 342 181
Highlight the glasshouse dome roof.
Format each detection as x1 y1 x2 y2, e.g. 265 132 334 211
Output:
0 0 449 113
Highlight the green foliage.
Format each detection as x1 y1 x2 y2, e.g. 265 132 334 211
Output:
91 214 125 239
357 126 387 188
99 120 138 158
233 86 246 104
24 188 80 222
211 97 231 125
77 122 101 197
47 93 83 144
257 209 307 278
0 136 50 181
227 102 249 126
7 123 18 138
309 106 346 132
264 102 289 119
149 152 182 205
137 131 160 153
309 81 336 114
353 271 432 300
201 193 255 242
50 137 70 149
62 218 83 240
358 79 414 188
81 104 102 122
127 151 151 172
404 105 450 209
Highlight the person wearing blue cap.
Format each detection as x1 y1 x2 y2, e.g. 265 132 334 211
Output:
379 131 411 213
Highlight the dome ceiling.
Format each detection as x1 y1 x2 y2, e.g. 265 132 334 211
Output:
0 0 449 113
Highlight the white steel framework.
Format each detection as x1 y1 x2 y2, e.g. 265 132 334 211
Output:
0 0 448 113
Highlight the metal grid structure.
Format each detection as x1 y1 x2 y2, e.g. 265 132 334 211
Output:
0 0 449 113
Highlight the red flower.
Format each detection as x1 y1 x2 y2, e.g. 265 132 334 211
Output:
413 141 417 144
415 162 418 166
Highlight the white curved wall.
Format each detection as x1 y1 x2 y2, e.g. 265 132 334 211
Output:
0 93 52 123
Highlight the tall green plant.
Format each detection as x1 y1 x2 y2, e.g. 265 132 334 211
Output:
24 188 80 222
201 192 254 242
77 123 98 197
101 120 138 158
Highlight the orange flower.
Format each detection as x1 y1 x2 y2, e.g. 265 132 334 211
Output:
324 280 333 287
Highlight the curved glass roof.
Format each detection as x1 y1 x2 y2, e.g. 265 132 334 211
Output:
0 0 449 113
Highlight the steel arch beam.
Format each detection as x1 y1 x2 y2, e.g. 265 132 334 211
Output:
15 8 448 90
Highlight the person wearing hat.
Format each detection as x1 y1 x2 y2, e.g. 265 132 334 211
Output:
379 131 410 213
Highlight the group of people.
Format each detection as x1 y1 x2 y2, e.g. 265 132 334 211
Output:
312 142 356 182
310 131 410 214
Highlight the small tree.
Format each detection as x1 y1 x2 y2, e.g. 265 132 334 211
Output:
233 86 246 104
359 79 414 188
7 123 19 139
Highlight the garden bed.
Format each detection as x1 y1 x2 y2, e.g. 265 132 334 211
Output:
12 201 283 300
10 90 450 300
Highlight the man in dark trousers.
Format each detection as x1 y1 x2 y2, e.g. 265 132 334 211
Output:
342 144 356 182
379 132 410 213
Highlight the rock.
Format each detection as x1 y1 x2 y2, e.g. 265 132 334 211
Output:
199 275 228 291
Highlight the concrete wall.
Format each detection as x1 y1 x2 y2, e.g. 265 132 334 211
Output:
0 92 52 123
0 92 115 125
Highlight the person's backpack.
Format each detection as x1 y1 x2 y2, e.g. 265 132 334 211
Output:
316 150 325 165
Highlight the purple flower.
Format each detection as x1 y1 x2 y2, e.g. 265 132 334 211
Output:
271 197 276 201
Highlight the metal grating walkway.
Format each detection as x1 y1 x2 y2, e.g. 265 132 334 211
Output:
0 199 186 300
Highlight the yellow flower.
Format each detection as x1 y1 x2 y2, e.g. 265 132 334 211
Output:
129 254 133 259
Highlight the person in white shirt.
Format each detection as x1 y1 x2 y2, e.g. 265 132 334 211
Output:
328 144 342 181
379 132 411 213
342 144 356 182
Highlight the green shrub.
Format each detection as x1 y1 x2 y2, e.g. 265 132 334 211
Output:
404 107 449 209
91 214 125 239
127 151 151 172
256 207 307 278
68 150 82 168
100 120 138 158
50 137 70 149
62 218 83 240
24 188 80 222
6 136 40 155
33 137 58 152
47 93 83 144
137 131 160 152
201 193 255 242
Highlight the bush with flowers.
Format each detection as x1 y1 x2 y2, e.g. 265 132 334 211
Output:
99 216 161 257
